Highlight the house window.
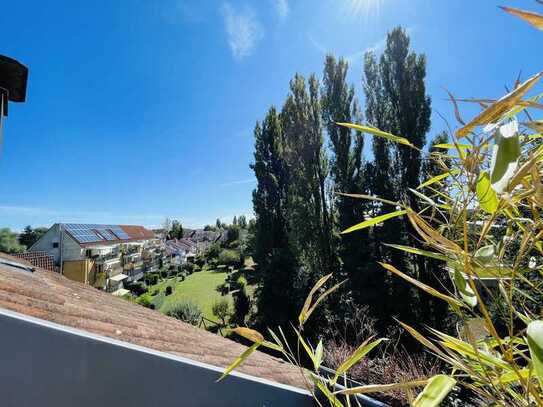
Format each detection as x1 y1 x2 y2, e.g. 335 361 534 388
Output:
52 242 59 248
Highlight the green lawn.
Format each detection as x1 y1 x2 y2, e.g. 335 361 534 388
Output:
148 269 233 322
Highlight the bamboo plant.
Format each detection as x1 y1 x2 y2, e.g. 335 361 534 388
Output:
221 4 543 406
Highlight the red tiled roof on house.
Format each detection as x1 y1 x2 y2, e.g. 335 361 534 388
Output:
14 251 55 272
120 225 156 241
0 262 309 390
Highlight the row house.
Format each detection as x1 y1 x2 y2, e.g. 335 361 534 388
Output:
29 223 159 296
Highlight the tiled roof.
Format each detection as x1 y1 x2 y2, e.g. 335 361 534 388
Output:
0 263 309 390
13 251 55 271
120 225 156 241
59 223 156 247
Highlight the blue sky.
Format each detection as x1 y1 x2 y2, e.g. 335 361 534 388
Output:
0 0 541 231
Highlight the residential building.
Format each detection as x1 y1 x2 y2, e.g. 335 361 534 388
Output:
13 250 55 271
29 223 160 294
0 258 318 406
165 238 197 265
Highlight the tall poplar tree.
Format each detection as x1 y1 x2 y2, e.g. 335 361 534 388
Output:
363 27 432 323
281 73 335 288
251 107 298 329
321 55 369 309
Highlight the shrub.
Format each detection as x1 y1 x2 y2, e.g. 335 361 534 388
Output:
165 285 173 296
218 249 240 267
212 298 230 325
183 262 195 275
165 300 202 326
206 243 221 259
216 282 229 296
136 293 153 309
233 286 250 326
126 281 148 296
145 273 159 286
226 224 240 244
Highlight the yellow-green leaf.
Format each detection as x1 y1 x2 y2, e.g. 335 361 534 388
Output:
452 268 477 308
384 243 448 261
527 320 543 388
315 340 323 370
336 122 413 146
332 337 386 384
299 273 332 325
336 380 428 395
380 262 464 308
501 6 543 30
217 342 260 381
230 327 264 343
456 72 542 138
434 143 471 150
413 375 456 407
476 171 499 214
417 169 460 190
490 120 521 194
341 210 407 234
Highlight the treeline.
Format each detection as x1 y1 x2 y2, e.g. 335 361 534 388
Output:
0 225 47 254
249 27 450 340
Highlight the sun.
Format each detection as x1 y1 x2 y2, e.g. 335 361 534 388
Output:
343 0 383 19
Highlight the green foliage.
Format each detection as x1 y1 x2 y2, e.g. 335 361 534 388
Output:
206 242 221 259
17 225 47 249
136 293 153 308
165 300 202 325
218 249 240 267
233 285 250 325
0 228 25 253
211 298 230 325
169 220 183 240
226 224 240 244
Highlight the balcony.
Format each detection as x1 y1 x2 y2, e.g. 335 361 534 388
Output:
0 308 314 406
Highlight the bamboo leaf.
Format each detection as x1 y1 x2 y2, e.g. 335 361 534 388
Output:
333 337 387 384
397 321 445 357
434 143 472 150
336 122 413 146
476 171 499 214
501 6 543 30
409 188 439 207
473 245 496 264
310 375 344 407
230 327 264 343
452 268 477 308
315 340 323 370
413 375 456 407
217 342 260 381
299 273 333 325
337 192 399 207
456 72 542 138
490 120 521 194
336 380 428 395
305 280 346 324
418 169 460 190
384 243 449 261
380 262 464 308
527 320 543 388
341 210 407 234
406 209 463 253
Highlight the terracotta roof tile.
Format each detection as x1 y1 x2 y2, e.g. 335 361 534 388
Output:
13 251 55 271
0 264 309 390
120 225 156 240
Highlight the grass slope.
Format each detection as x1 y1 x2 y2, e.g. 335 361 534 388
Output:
150 269 232 321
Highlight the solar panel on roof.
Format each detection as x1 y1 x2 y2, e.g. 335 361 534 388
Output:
63 223 131 244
